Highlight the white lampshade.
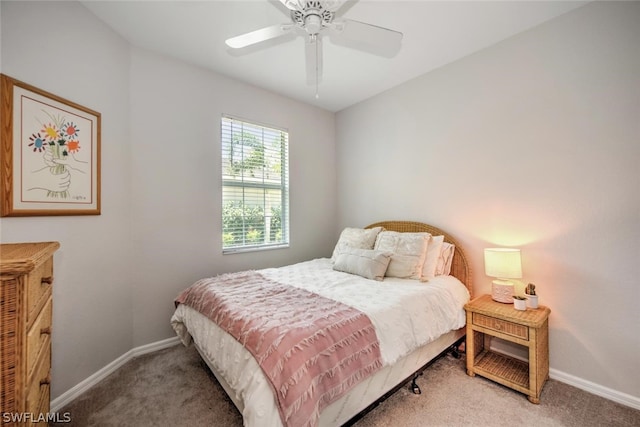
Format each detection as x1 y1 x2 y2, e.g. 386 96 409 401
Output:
484 248 522 303
484 248 522 279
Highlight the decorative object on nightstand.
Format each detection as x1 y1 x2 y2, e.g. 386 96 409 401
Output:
464 294 551 403
512 295 527 310
484 248 522 303
525 283 538 308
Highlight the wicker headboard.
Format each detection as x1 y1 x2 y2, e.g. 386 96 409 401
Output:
365 221 473 298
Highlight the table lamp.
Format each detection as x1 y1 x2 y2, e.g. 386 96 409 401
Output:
484 248 522 303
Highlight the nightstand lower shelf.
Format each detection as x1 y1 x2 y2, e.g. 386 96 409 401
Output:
473 350 529 394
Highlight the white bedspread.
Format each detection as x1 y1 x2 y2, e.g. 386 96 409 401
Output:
171 258 469 426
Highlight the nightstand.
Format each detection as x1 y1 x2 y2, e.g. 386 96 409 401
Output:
464 294 551 403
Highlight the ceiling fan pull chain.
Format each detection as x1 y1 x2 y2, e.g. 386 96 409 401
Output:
315 35 320 99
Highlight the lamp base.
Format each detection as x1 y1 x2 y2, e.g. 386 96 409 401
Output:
491 280 514 303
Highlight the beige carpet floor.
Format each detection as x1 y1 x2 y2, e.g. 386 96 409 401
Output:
53 344 640 427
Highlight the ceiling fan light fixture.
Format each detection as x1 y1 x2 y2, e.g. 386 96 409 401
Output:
291 4 334 34
304 13 322 34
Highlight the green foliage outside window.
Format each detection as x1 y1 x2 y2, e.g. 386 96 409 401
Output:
222 201 283 247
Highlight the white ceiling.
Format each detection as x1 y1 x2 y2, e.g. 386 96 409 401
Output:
81 0 588 112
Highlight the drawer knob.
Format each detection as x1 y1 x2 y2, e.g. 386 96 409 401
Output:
494 322 502 330
41 276 53 285
40 375 51 386
40 327 52 335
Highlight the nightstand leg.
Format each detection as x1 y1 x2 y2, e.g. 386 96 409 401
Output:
466 312 475 377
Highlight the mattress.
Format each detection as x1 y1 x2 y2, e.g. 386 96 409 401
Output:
171 258 470 426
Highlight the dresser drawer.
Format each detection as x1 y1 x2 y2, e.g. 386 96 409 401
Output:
26 347 51 422
26 298 52 377
26 257 54 323
473 313 529 340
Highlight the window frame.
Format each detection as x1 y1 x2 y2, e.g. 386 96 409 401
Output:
220 114 289 254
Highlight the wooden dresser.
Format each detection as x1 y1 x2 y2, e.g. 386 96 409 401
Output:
1 242 60 425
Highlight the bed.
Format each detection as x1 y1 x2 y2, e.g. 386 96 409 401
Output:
171 221 472 427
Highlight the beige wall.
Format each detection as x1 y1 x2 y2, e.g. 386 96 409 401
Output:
336 1 640 400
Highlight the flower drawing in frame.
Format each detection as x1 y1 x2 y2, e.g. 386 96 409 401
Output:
1 74 101 216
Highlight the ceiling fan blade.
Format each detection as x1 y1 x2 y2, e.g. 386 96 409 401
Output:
270 0 295 16
305 36 323 86
225 24 294 49
329 19 403 58
279 0 302 11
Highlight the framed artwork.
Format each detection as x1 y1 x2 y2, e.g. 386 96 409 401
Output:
1 74 101 216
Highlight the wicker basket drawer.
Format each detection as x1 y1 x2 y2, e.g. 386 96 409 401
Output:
26 298 52 376
473 313 529 340
26 257 53 322
26 347 51 422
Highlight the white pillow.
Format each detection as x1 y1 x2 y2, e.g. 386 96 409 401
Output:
421 235 444 281
374 231 430 279
332 248 392 281
436 242 455 276
331 227 383 261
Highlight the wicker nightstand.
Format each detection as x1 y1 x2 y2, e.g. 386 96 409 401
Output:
464 294 551 403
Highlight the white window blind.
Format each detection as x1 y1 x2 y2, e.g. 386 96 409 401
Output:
221 115 289 253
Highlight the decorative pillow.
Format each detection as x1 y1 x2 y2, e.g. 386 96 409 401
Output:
331 227 383 261
332 248 392 281
435 242 455 276
421 235 444 281
374 231 430 279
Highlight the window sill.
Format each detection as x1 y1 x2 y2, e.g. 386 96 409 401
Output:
223 243 290 255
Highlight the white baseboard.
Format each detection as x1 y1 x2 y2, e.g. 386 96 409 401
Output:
489 341 640 410
549 368 640 410
50 336 180 412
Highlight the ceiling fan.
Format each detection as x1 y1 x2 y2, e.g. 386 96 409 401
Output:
225 0 403 95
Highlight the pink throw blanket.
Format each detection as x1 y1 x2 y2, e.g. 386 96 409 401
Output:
175 271 382 427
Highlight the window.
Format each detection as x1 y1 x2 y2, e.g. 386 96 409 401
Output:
221 115 289 253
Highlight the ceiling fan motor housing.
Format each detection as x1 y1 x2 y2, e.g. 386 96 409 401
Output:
291 1 335 35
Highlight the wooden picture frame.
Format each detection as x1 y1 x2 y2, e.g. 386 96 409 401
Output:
1 74 101 216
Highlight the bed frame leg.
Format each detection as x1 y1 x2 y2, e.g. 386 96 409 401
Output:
403 337 469 398
448 337 465 359
449 344 461 359
410 374 422 394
